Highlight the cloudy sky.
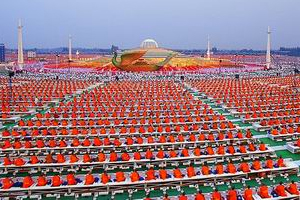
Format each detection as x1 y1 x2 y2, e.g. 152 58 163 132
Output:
0 0 299 49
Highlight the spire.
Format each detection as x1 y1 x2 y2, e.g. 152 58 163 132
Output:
76 50 79 60
207 35 211 60
68 35 72 61
266 26 271 69
17 19 24 70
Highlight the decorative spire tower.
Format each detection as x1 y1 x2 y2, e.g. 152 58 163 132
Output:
207 35 211 60
266 26 271 69
17 19 24 70
68 35 72 61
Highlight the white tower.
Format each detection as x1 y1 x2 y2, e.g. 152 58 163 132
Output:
76 50 79 60
266 26 271 69
68 35 72 61
207 35 211 60
18 19 24 70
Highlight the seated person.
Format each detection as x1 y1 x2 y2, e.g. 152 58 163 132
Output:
83 153 92 163
146 167 156 180
37 174 48 186
201 162 211 175
23 176 34 188
181 147 189 157
259 142 267 151
227 144 235 154
245 129 252 138
258 184 271 198
239 159 250 173
101 171 111 184
276 156 285 167
121 152 130 161
227 186 238 200
211 188 222 200
173 167 184 178
3 156 12 166
206 145 214 155
69 153 79 163
252 159 261 170
159 167 171 180
14 157 25 166
274 182 287 197
286 180 300 195
248 143 256 152
30 155 40 164
265 157 274 169
133 151 142 160
178 192 188 200
57 153 65 163
85 173 99 185
65 173 80 185
195 190 205 200
163 194 170 200
156 149 166 159
114 171 125 182
187 164 196 177
145 148 154 160
130 169 143 182
110 151 118 162
2 177 14 189
52 175 62 187
214 163 224 174
243 185 253 200
45 153 56 163
227 160 237 174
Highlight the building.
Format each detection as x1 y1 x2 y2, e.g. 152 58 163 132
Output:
27 51 37 60
127 38 177 58
0 43 5 63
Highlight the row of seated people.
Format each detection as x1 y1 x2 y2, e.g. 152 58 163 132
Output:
0 143 269 166
13 124 237 135
269 125 300 135
144 182 300 200
35 110 219 120
40 107 214 118
236 103 300 113
146 182 300 200
223 98 300 108
0 159 288 190
48 101 206 112
257 182 300 199
1 127 248 139
259 117 300 126
0 134 260 151
246 112 300 121
0 130 253 146
17 116 233 128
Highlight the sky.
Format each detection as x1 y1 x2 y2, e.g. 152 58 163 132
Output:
0 0 299 50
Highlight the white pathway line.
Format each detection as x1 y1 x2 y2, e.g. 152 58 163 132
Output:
271 145 287 151
231 119 242 122
253 135 268 139
294 160 300 166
